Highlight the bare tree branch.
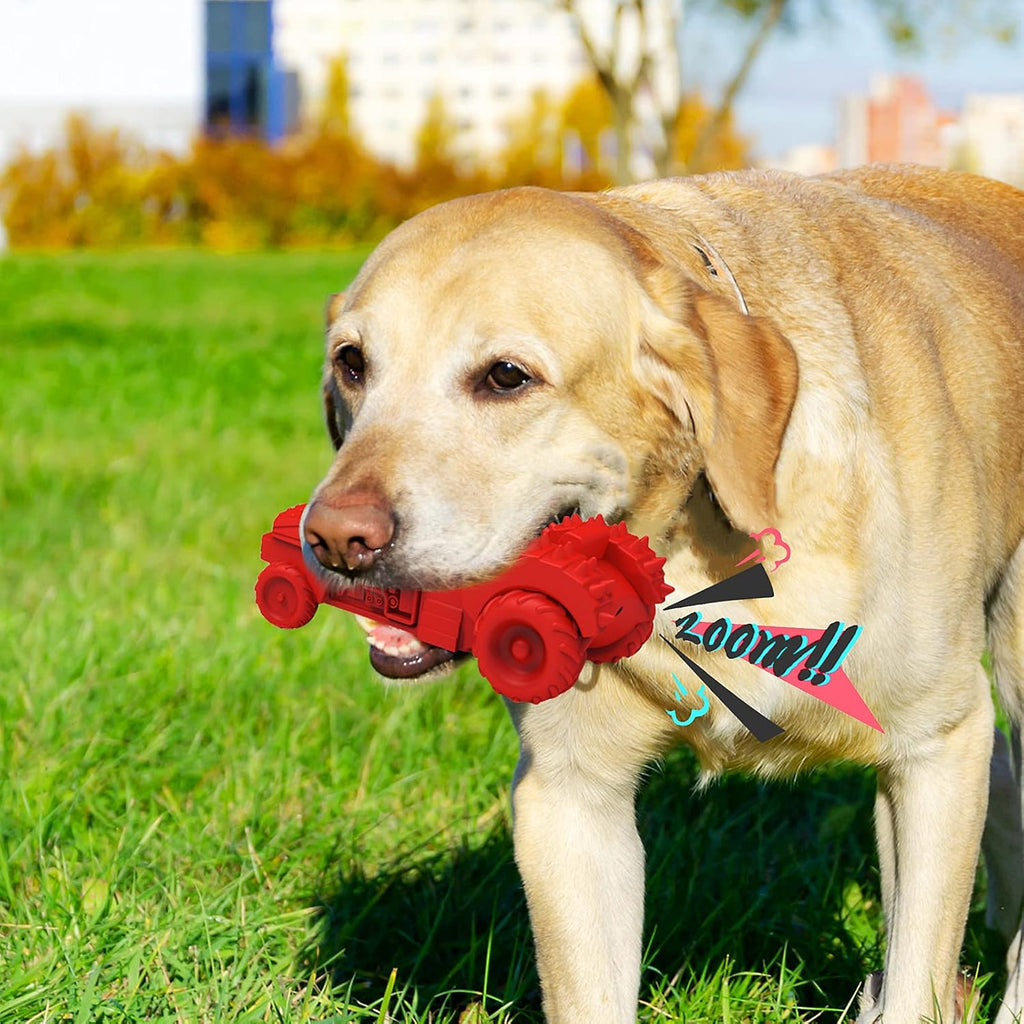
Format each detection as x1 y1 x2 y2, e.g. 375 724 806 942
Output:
559 0 620 78
562 0 1009 183
559 0 638 183
628 1 650 95
650 0 685 176
612 0 629 70
684 0 786 172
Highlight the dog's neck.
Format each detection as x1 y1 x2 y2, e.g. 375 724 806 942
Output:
629 468 758 581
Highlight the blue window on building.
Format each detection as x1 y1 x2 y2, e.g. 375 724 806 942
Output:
205 0 288 141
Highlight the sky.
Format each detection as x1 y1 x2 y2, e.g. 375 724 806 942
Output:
0 0 201 106
686 0 1024 158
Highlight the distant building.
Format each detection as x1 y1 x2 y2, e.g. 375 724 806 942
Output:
273 0 587 166
833 73 1024 188
0 0 588 171
836 93 868 170
957 93 1024 187
205 0 295 142
837 74 947 168
760 142 836 176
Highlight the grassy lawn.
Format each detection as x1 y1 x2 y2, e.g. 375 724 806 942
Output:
0 250 1005 1022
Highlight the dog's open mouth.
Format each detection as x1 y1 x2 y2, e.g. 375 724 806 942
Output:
355 615 466 679
353 505 584 681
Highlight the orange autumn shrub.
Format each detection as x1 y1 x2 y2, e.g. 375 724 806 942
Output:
1 115 159 247
0 116 453 250
0 88 745 250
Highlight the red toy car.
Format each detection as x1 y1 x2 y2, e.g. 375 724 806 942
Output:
255 505 671 704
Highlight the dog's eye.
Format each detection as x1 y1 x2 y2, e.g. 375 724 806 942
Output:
486 361 531 392
335 345 365 384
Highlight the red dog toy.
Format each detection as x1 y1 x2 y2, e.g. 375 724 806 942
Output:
255 505 671 704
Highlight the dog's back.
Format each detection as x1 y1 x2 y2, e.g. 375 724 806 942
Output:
617 167 1024 570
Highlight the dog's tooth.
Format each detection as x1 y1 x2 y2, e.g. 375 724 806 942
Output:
365 623 428 659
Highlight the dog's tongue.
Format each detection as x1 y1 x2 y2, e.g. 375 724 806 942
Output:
356 616 457 679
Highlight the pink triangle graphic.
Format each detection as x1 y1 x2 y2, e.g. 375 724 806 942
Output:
685 619 883 733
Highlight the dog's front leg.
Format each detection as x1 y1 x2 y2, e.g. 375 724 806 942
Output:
507 687 650 1024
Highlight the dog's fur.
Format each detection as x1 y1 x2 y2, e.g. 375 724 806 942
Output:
307 166 1024 1023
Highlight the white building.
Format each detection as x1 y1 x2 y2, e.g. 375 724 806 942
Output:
958 93 1024 188
760 142 836 177
836 93 868 169
274 0 587 166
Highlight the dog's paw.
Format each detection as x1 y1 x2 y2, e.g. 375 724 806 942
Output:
955 971 979 1024
853 970 978 1023
855 970 884 1022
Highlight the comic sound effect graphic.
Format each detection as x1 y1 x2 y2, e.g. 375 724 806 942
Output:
667 673 709 728
735 526 791 572
661 534 881 742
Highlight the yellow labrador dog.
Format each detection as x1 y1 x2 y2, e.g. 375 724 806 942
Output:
301 166 1024 1023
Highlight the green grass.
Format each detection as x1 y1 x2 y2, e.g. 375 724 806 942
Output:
0 250 1006 1022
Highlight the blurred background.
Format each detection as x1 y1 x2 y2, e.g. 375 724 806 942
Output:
1 3 1023 1022
1 0 1022 250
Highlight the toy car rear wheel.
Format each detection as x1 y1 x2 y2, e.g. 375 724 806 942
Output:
474 591 587 704
255 564 319 629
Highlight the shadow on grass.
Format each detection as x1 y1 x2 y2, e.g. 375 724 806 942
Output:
302 749 1007 1021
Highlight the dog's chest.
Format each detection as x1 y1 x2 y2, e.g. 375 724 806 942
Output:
619 544 894 775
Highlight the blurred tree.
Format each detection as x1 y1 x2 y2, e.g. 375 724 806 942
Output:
561 76 615 172
684 0 785 173
318 54 352 138
408 93 485 211
289 52 384 245
556 0 681 183
672 92 751 172
415 93 459 170
0 114 151 247
557 0 1018 182
499 90 563 186
554 75 749 179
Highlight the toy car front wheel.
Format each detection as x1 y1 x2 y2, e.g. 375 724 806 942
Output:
474 591 587 704
255 564 319 629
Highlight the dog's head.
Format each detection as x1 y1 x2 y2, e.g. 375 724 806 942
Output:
302 187 797 679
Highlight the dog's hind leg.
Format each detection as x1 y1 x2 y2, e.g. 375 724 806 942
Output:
982 728 1023 944
858 666 994 1024
987 541 1024 1024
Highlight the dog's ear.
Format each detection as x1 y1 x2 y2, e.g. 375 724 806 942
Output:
636 268 798 532
323 292 350 450
325 291 347 327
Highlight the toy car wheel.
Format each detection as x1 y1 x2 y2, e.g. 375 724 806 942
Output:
527 514 670 663
255 564 319 629
589 616 656 663
474 591 587 704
